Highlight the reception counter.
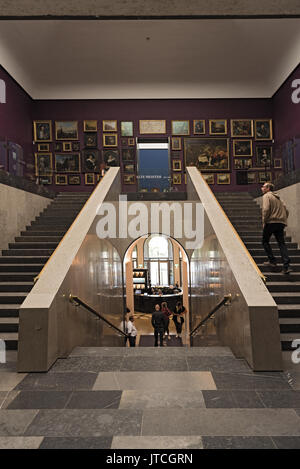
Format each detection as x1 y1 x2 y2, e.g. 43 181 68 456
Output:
134 292 183 314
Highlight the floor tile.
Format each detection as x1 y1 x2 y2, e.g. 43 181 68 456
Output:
0 373 27 391
39 436 112 449
66 391 122 409
0 392 8 408
15 372 97 391
0 410 38 436
70 347 125 357
111 436 204 449
187 356 250 373
0 391 20 409
212 372 292 390
0 436 43 449
185 347 234 357
120 357 188 372
119 391 205 409
6 391 72 409
93 372 217 391
272 436 300 449
141 408 300 436
202 391 264 408
257 391 300 408
49 357 123 373
202 436 276 449
25 409 142 437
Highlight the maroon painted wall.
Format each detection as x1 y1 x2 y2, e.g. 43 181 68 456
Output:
273 63 300 170
33 98 273 193
0 66 33 171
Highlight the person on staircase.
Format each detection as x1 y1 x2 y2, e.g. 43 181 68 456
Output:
261 182 292 274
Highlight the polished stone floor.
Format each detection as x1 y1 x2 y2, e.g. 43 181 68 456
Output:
0 347 300 449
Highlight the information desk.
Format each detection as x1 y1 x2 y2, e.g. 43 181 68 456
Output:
134 292 183 314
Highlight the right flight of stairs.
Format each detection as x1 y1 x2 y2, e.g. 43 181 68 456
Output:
0 192 90 351
215 192 300 352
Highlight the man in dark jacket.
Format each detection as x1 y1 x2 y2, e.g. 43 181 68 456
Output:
151 304 165 347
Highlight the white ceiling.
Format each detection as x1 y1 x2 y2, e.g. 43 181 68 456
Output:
0 19 299 99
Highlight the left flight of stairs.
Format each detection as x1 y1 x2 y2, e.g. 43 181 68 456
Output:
0 192 90 351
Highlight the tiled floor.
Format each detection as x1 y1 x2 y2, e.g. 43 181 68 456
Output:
0 347 300 449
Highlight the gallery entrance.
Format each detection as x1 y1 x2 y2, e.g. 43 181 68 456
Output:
123 234 190 346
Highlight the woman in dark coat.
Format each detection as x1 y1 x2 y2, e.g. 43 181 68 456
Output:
173 301 186 338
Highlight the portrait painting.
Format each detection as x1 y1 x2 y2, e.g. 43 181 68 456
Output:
35 153 52 176
173 173 182 184
82 150 100 173
103 133 118 147
55 153 81 173
209 120 227 135
68 175 81 185
122 148 135 161
121 121 134 137
172 159 182 171
84 120 97 132
139 120 166 134
84 132 97 148
171 137 181 151
55 121 78 140
33 121 52 142
233 139 253 157
231 119 253 137
217 173 230 184
103 120 118 132
171 120 190 136
202 173 215 185
85 173 95 185
103 149 119 167
193 120 205 135
255 119 273 140
256 146 272 167
247 172 257 184
123 174 136 184
55 174 67 185
184 138 230 171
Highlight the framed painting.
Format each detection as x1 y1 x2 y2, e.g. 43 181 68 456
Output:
247 172 257 184
103 133 118 147
184 138 230 171
33 120 52 142
122 148 135 161
85 173 95 185
172 159 182 171
274 158 282 169
121 138 128 146
38 143 50 152
128 138 135 146
234 158 252 170
82 149 100 173
123 174 136 184
259 172 272 183
121 121 134 137
256 146 272 167
231 119 253 137
68 175 81 185
35 153 52 176
202 173 215 185
55 174 68 185
39 175 52 185
171 120 189 136
193 120 205 135
84 132 97 148
54 142 63 152
123 163 135 173
103 149 119 167
217 173 230 184
233 139 253 157
255 119 273 140
55 121 78 140
84 120 97 132
171 137 181 151
173 173 182 184
55 153 81 173
139 120 166 134
103 120 118 132
209 119 227 135
63 142 72 152
72 142 80 151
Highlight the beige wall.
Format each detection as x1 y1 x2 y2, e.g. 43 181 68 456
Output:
0 183 51 251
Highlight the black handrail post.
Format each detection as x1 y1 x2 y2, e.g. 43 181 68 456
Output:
190 294 232 340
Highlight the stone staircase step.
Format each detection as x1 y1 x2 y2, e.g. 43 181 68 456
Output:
266 282 300 293
0 273 39 282
15 236 63 242
280 333 300 351
0 264 43 272
0 305 20 318
9 242 59 249
0 282 34 293
2 249 55 256
0 292 27 304
278 305 300 318
0 256 49 264
271 292 300 304
0 333 18 350
26 225 70 231
0 317 19 333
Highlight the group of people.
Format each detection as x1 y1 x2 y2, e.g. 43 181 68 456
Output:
147 284 181 296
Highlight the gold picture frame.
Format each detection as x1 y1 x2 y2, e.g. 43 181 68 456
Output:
35 153 53 176
33 120 52 142
209 120 227 135
139 120 166 134
37 143 50 152
217 173 230 184
63 142 72 152
55 174 68 185
85 173 95 185
128 138 135 146
202 173 215 185
193 120 205 135
123 174 136 184
247 172 257 184
103 120 118 132
173 173 182 184
233 139 253 157
171 137 181 150
84 120 97 132
255 119 273 140
171 120 190 136
55 121 78 140
273 158 282 169
103 133 118 147
259 172 272 183
231 119 253 137
172 159 182 171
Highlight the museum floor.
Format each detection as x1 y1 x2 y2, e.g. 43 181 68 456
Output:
0 346 300 449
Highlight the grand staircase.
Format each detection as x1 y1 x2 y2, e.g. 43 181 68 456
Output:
215 192 300 351
0 192 90 351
